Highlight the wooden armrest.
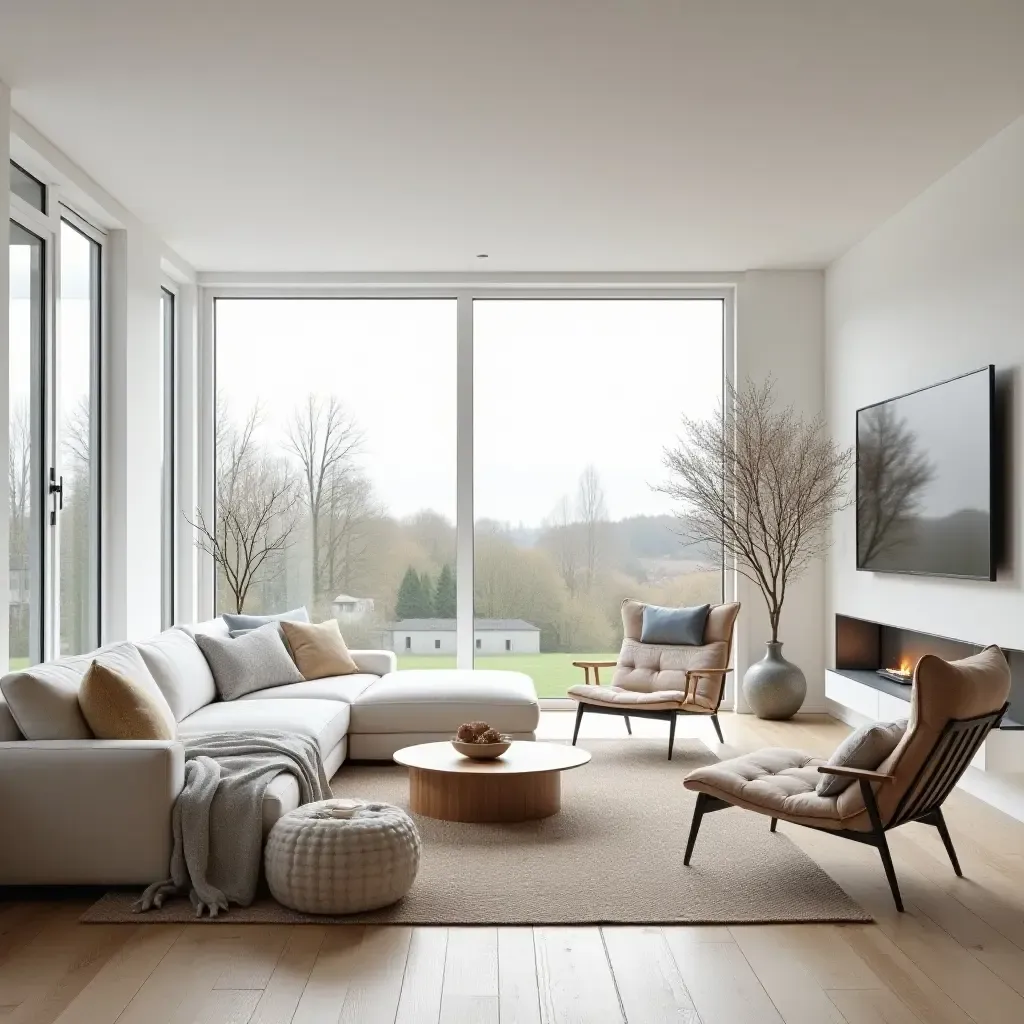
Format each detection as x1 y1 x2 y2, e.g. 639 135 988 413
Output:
684 668 733 677
816 765 896 783
572 661 617 669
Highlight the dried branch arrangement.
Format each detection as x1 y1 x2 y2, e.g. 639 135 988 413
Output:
658 377 853 642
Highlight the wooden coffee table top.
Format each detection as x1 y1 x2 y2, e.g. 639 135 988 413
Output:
393 741 591 775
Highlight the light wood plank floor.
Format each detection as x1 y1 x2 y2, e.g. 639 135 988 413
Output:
3 712 1024 1023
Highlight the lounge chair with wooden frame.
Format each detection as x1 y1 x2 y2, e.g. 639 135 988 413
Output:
681 646 1011 911
568 599 740 760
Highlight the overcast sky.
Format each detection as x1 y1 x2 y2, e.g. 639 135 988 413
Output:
216 298 723 525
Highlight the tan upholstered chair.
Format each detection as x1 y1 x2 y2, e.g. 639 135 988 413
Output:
568 599 740 760
682 646 1011 911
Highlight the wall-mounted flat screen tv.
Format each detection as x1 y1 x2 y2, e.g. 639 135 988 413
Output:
856 366 996 580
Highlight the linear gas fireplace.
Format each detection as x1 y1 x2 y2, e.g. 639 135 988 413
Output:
834 614 1022 728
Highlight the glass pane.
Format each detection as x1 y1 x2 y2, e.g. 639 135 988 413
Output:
161 288 176 627
10 162 46 212
473 299 723 698
214 299 456 665
58 220 100 656
8 222 44 669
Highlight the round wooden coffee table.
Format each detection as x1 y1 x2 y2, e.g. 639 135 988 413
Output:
393 741 591 823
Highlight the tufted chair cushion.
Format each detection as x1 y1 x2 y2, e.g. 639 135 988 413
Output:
684 747 868 831
610 600 740 708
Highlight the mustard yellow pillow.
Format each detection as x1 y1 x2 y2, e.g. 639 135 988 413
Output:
78 660 176 740
280 619 360 680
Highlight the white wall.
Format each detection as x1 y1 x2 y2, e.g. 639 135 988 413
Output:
826 116 1024 657
733 270 828 711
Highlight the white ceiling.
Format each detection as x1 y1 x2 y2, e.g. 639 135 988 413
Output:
2 1 1023 273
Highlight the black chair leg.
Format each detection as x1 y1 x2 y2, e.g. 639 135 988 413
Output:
932 809 963 877
874 831 905 912
710 713 724 744
667 714 677 760
571 703 585 746
623 715 632 736
684 793 709 865
770 817 778 833
859 779 904 912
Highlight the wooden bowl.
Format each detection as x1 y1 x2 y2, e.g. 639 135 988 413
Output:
451 738 512 760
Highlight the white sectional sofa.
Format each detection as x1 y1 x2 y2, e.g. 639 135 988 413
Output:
0 617 539 885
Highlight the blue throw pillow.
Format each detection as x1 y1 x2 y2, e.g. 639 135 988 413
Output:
640 603 711 646
221 607 309 632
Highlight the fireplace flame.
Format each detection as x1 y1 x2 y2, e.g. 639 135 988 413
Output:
886 657 913 678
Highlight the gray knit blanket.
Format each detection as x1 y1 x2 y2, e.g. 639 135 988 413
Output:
136 731 330 918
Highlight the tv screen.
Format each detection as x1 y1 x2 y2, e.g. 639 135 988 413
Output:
856 366 995 580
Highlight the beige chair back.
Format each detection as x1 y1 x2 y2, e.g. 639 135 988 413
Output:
613 600 740 709
836 645 1010 826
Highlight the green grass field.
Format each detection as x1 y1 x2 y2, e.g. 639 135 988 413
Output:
396 652 618 699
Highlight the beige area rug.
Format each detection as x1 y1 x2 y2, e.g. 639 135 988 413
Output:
82 739 869 925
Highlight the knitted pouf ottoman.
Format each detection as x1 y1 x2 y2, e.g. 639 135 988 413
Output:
265 799 421 914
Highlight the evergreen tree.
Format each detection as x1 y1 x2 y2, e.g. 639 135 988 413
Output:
434 563 456 617
395 567 425 619
421 572 436 616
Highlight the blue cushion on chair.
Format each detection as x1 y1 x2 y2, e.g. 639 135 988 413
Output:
640 604 711 646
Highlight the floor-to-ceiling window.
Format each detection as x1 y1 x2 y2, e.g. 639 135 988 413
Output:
8 163 103 666
210 293 725 685
213 299 457 660
473 299 723 696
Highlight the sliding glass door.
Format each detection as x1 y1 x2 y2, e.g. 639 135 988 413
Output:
8 165 104 666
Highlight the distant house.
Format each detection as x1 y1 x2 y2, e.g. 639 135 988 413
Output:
331 594 374 623
380 618 541 655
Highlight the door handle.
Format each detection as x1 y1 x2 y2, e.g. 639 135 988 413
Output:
49 468 63 525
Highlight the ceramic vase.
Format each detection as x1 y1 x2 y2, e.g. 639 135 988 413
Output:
743 641 806 720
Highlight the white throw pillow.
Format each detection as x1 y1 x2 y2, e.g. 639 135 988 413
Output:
816 719 908 797
136 628 218 722
0 642 175 740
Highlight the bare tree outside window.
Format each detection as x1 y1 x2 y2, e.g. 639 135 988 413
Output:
285 394 364 612
191 401 300 613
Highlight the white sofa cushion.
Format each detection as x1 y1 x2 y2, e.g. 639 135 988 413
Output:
178 697 350 759
181 617 230 639
0 642 174 741
238 674 379 704
350 670 539 735
136 628 217 721
0 695 21 740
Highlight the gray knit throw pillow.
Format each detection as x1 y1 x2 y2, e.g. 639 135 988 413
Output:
196 623 303 701
816 718 908 797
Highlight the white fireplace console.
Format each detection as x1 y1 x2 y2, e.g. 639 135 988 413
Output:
825 669 1024 773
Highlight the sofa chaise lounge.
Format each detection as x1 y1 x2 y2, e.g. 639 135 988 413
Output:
0 617 539 885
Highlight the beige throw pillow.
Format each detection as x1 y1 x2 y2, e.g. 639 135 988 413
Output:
281 619 360 680
78 660 177 741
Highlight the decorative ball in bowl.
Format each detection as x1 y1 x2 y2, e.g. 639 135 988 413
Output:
451 721 512 760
